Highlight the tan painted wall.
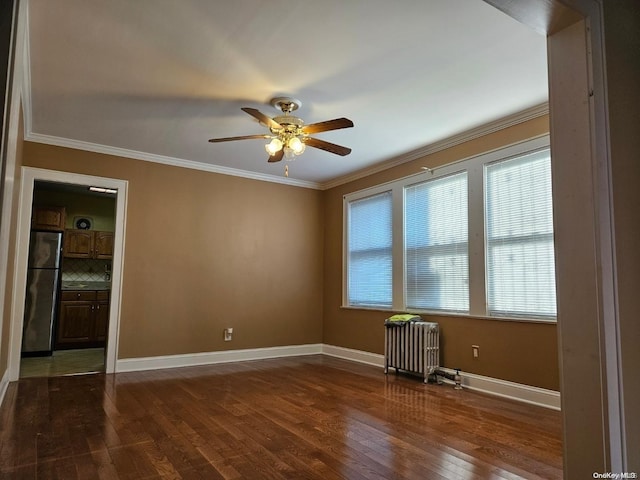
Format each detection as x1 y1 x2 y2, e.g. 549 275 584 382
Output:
22 142 324 359
322 115 560 391
16 117 558 392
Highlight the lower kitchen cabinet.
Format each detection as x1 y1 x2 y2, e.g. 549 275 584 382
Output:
94 295 110 342
57 290 109 349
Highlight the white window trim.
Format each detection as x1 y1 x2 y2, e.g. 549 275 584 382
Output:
342 134 555 323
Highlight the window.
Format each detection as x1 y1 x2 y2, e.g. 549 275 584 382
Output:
346 191 393 307
485 150 556 318
405 172 469 312
343 136 556 322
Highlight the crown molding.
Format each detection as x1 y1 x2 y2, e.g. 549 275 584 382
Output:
24 133 322 189
319 103 549 190
22 101 547 192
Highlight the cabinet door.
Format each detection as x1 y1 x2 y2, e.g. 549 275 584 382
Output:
63 230 94 258
93 299 110 342
94 232 114 259
32 206 66 231
57 301 93 346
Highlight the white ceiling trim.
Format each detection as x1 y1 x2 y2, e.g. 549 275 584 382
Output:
24 132 320 189
320 103 549 190
23 103 548 192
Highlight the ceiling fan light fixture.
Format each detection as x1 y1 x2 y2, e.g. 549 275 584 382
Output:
288 136 305 155
265 137 283 155
283 146 296 160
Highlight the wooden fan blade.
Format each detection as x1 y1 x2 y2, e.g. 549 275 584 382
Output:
302 117 354 134
305 137 351 156
241 107 282 130
208 134 270 143
268 150 284 163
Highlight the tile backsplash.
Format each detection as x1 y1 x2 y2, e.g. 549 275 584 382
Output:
62 258 112 282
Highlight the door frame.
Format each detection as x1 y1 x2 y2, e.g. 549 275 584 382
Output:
8 167 127 380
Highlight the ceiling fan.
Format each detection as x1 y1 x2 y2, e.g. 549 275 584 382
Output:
208 97 354 168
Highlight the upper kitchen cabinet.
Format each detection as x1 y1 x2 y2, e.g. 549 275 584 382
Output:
31 206 66 231
94 231 114 259
64 230 114 259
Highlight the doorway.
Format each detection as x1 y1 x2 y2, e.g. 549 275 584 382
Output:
8 167 127 381
19 180 117 378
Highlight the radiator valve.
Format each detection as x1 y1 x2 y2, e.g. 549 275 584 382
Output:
433 368 463 390
454 368 463 390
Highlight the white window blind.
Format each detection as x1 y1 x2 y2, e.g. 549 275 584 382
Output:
347 191 393 307
405 172 469 312
485 150 556 318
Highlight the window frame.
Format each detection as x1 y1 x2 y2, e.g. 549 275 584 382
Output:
404 171 470 313
342 135 555 323
484 149 557 320
345 189 394 308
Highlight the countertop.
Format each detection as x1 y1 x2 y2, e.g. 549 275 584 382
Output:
61 281 111 291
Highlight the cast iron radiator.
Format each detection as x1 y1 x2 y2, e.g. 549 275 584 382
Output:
384 321 440 383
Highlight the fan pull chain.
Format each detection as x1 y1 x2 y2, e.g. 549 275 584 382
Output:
285 165 289 177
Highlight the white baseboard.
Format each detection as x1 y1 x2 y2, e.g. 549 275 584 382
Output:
436 367 561 410
0 368 10 409
116 343 323 372
116 343 559 410
321 344 561 410
322 344 384 367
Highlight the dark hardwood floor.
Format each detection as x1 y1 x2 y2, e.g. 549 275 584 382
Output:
0 355 562 479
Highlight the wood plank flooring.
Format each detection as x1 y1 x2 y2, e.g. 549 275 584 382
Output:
0 355 563 479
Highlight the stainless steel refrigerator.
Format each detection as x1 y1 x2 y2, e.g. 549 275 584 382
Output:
22 231 62 355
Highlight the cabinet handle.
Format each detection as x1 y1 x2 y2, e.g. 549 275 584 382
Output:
96 305 100 310
77 293 81 298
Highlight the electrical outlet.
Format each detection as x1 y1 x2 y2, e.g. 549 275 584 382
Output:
472 345 479 358
224 328 233 341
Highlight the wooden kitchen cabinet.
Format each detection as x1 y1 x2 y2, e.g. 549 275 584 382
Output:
31 206 66 231
56 290 110 349
94 291 110 342
94 231 114 259
63 230 114 259
63 229 93 258
57 300 93 346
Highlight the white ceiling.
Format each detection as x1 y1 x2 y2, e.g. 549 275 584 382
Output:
25 0 548 188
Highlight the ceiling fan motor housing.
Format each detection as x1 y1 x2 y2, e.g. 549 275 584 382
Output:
271 116 305 136
271 96 302 114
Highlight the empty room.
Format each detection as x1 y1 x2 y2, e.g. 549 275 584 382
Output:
0 1 638 479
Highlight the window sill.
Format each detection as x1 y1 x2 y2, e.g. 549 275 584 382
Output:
340 305 557 324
